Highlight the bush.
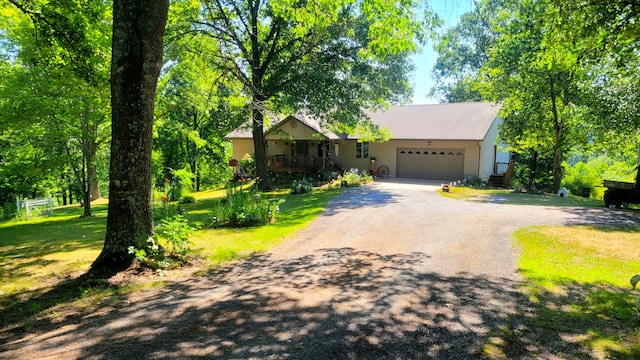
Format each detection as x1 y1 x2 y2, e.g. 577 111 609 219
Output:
239 153 256 177
178 195 196 204
1 202 18 220
291 179 314 194
340 169 373 187
562 161 599 196
463 176 484 187
127 237 169 271
127 215 194 272
209 184 284 228
168 168 194 201
158 215 194 256
152 197 179 220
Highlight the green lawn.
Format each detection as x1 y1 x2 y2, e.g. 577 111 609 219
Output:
0 185 342 328
442 186 640 358
2 183 639 358
442 186 605 207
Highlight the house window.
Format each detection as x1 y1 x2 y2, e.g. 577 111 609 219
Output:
356 142 369 159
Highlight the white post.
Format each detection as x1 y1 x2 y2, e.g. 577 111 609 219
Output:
15 197 20 219
25 198 30 220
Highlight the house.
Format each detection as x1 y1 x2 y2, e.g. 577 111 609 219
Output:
225 102 511 182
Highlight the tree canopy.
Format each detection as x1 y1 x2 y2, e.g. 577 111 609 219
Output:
431 0 640 191
189 0 436 189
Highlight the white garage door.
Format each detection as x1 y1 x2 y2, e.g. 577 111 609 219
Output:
396 148 464 180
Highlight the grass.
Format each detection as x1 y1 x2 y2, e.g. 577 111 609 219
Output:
442 186 606 207
482 225 640 359
0 184 342 329
442 186 640 358
3 181 640 358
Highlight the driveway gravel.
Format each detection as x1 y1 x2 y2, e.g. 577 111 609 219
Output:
2 179 639 359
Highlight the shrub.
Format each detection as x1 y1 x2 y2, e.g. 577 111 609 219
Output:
158 215 194 256
291 179 314 194
209 184 284 228
2 202 17 219
340 169 373 187
562 161 602 197
127 237 169 271
152 197 179 220
178 195 196 204
463 176 484 187
168 168 194 201
239 153 256 177
127 215 194 271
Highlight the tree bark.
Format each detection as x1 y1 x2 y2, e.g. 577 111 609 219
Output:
549 77 564 194
92 0 169 272
252 101 270 190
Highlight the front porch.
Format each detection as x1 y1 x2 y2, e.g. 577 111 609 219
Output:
267 155 330 172
266 139 336 173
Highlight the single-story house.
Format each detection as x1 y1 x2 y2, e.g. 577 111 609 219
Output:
226 102 511 182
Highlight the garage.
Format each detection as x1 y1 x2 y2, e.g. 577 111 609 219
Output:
396 148 464 180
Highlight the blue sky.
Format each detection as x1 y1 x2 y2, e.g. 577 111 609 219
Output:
411 0 474 104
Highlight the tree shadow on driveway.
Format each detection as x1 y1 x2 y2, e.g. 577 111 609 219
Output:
321 186 397 216
2 247 623 359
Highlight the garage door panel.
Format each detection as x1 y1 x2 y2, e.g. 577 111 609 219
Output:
397 148 464 180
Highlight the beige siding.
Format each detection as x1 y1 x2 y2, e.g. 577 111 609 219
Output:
231 139 254 161
265 119 321 140
335 140 480 178
267 141 290 157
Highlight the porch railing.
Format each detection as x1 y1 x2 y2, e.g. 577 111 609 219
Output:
268 155 325 172
495 162 511 174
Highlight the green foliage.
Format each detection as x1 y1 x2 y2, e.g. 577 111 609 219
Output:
0 202 18 220
209 185 284 228
291 179 314 194
194 0 435 189
239 153 256 177
340 170 373 187
463 176 484 187
168 168 193 201
178 195 196 204
562 162 600 197
127 237 168 271
158 215 194 256
562 155 636 198
127 215 194 271
430 5 492 102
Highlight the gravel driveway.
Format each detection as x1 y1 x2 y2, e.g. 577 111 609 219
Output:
2 179 639 359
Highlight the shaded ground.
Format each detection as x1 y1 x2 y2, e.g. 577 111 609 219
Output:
2 179 639 359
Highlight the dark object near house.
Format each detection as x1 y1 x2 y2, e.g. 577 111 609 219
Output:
603 167 640 208
579 187 591 198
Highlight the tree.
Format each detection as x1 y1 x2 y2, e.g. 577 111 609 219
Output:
193 0 433 189
92 0 169 271
430 1 498 102
477 0 589 192
0 2 111 216
561 1 640 155
156 20 248 190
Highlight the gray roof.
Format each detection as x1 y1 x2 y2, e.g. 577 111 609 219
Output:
226 102 501 141
224 113 340 140
362 102 501 141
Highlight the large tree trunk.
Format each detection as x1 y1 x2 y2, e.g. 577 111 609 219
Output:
92 0 169 272
549 78 564 194
87 128 100 201
252 103 271 190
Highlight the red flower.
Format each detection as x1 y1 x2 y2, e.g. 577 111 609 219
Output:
161 195 168 203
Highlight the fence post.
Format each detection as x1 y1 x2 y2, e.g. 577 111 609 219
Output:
16 197 20 219
25 198 30 220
